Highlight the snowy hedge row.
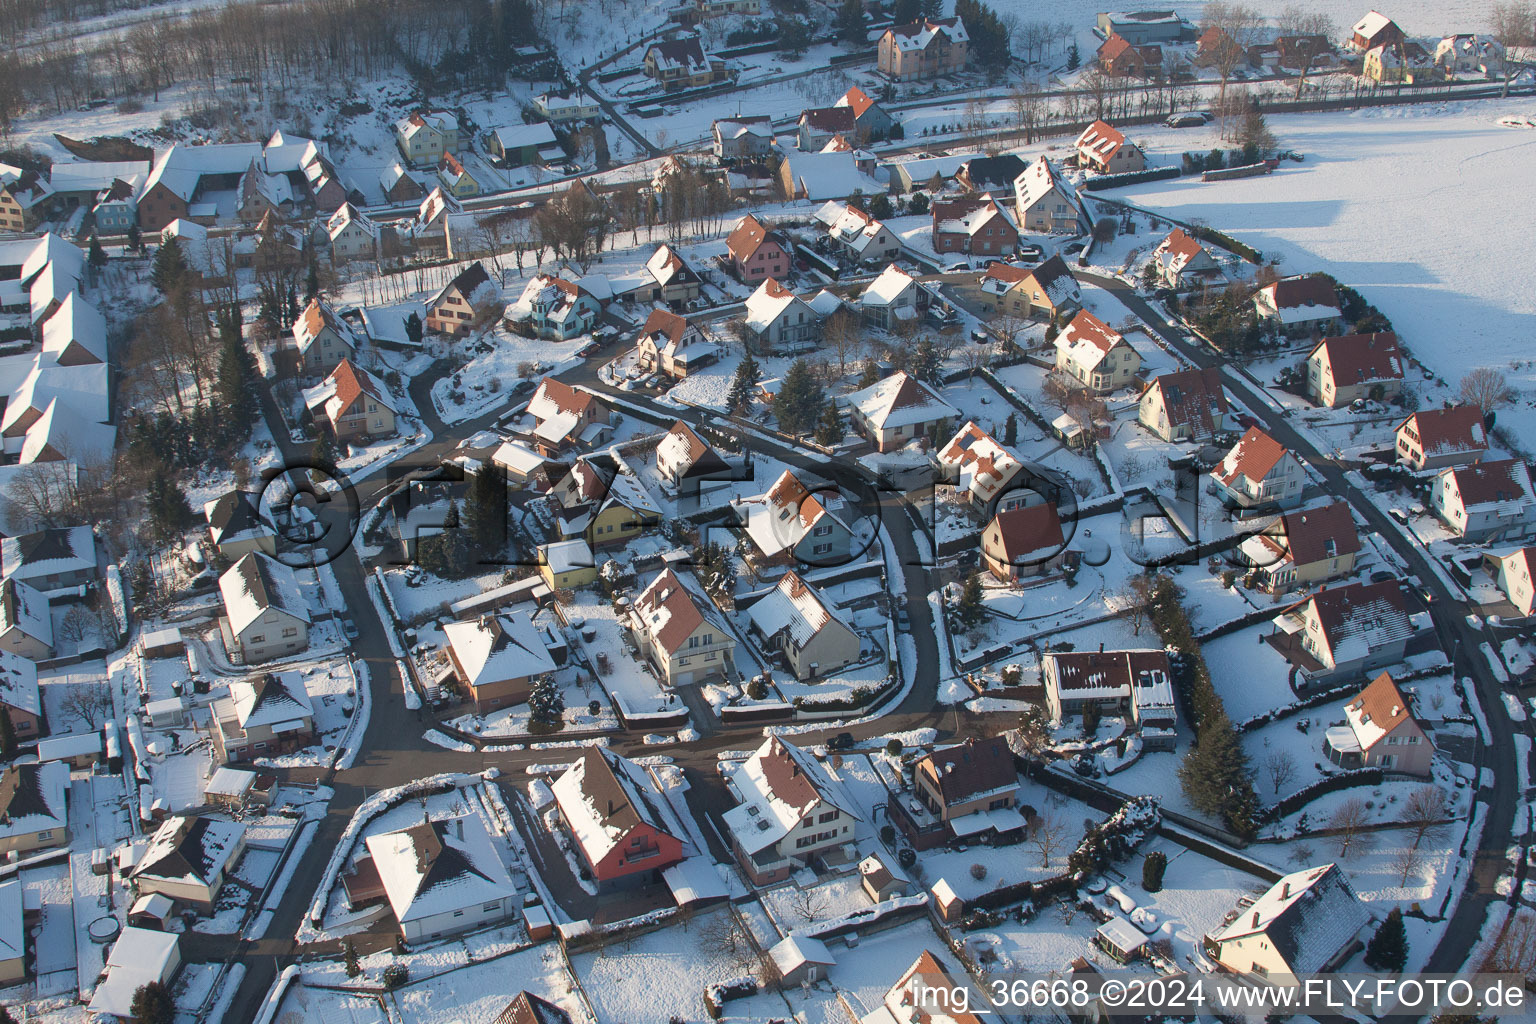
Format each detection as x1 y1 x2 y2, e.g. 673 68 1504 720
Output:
1258 767 1384 824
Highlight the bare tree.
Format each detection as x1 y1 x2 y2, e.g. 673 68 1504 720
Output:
1028 808 1069 869
1400 786 1450 849
1009 82 1047 143
1261 750 1298 795
986 315 1028 352
61 688 110 729
1115 575 1155 635
1328 797 1374 859
1459 367 1516 412
821 307 863 376
960 343 992 384
1490 2 1536 98
1276 7 1336 98
1391 843 1423 886
1484 909 1536 973
701 909 758 973
1199 3 1262 130
786 884 828 924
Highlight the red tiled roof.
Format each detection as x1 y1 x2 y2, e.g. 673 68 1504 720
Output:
1281 501 1361 566
1143 367 1228 436
988 502 1063 563
1308 332 1403 387
641 308 688 346
1216 426 1290 486
1397 406 1487 458
1444 458 1533 509
1345 672 1418 751
800 106 856 132
1265 274 1338 310
634 568 710 656
840 86 876 118
726 214 781 262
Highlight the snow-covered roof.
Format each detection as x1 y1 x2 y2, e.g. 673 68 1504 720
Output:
0 649 39 718
551 748 680 866
632 567 725 656
937 421 1022 505
327 202 377 241
218 551 311 635
0 525 95 581
1439 458 1535 518
3 358 110 434
1044 648 1172 703
825 204 893 256
744 278 813 334
779 149 881 201
0 578 51 648
847 371 957 432
0 880 21 964
230 670 314 731
506 274 592 327
541 539 595 575
932 195 1016 240
133 815 246 887
302 359 399 423
861 264 919 308
1075 119 1132 165
723 735 861 854
444 612 557 687
747 570 856 653
365 814 518 924
1352 9 1396 40
0 761 67 841
1397 405 1487 459
142 141 263 202
885 16 968 50
40 293 107 364
733 469 850 559
1213 863 1370 974
987 502 1064 565
646 35 714 73
1014 156 1075 212
1214 426 1292 487
1256 275 1340 322
87 927 180 1019
492 121 558 152
1055 309 1126 372
1306 580 1414 667
29 259 80 325
1342 671 1421 752
1154 227 1212 277
21 397 115 465
771 933 836 975
204 490 273 547
714 116 774 141
396 110 458 141
204 766 257 800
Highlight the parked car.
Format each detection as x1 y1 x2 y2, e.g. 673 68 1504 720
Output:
829 732 855 750
944 260 972 273
895 605 911 631
1165 112 1206 128
1016 244 1043 261
970 328 990 343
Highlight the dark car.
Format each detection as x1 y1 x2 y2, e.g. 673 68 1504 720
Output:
510 378 537 397
829 732 855 750
1164 112 1205 128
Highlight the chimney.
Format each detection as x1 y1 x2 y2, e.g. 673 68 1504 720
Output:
1099 642 1105 653
1281 881 1290 899
606 799 614 816
1252 910 1261 927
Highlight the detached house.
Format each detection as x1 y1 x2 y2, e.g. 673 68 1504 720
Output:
526 378 611 453
898 736 1022 847
712 117 774 162
1305 332 1403 407
956 154 1027 193
0 525 96 591
324 203 378 263
0 578 52 661
210 671 316 762
0 652 40 741
655 420 731 498
380 163 425 205
550 454 662 547
833 86 896 142
204 490 276 559
822 202 902 265
1253 274 1342 338
394 111 462 168
1395 406 1487 471
875 951 986 1024
426 262 498 337
1209 864 1370 980
1152 228 1222 289
635 309 716 379
1274 580 1420 681
1431 459 1536 542
630 568 735 687
937 421 1025 515
930 196 1019 257
0 761 67 855
1350 9 1404 51
643 36 728 90
632 244 703 306
747 570 862 680
1041 648 1177 734
722 735 860 885
847 371 958 452
364 815 519 942
505 274 602 340
726 214 790 283
1210 426 1305 509
302 360 399 442
131 815 247 913
743 278 819 354
1097 32 1163 77
1074 120 1145 174
1323 671 1433 775
1435 33 1505 76
1055 309 1141 393
436 154 479 198
444 612 558 712
859 264 932 330
878 17 969 80
218 551 311 663
980 254 1080 320
982 502 1065 582
732 469 855 569
1138 367 1231 442
487 121 559 167
1240 501 1362 591
1013 157 1085 235
40 293 108 366
797 107 856 152
551 748 686 888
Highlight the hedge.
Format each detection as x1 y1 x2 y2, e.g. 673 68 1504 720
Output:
1189 224 1263 264
1258 767 1384 824
1081 165 1182 191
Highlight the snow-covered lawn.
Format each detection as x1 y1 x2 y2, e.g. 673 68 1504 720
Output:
1201 626 1299 725
431 326 586 425
389 942 591 1024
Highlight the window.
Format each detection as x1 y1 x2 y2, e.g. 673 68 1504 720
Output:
250 635 265 643
282 627 297 638
483 901 502 911
818 810 838 823
37 830 51 841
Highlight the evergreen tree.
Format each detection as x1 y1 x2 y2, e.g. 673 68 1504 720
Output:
405 311 424 345
418 501 469 577
814 401 843 446
726 353 761 414
88 235 106 269
528 674 565 727
342 939 361 978
835 0 866 43
0 708 15 760
1235 102 1277 161
891 0 920 23
312 431 339 470
955 573 985 630
1067 43 1080 70
131 981 175 1024
464 467 509 555
869 193 894 220
1003 412 1018 446
773 358 824 437
918 0 941 16
858 359 881 388
1364 908 1408 972
1177 712 1257 835
953 0 1011 71
126 223 141 252
145 472 194 545
150 236 188 294
305 258 320 299
1141 850 1167 892
911 336 942 385
907 192 929 216
216 322 259 444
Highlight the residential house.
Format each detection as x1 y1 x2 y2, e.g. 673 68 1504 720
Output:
878 17 969 80
655 420 731 498
712 117 775 162
1096 10 1191 44
380 163 425 204
491 441 566 492
18 398 115 466
409 187 462 255
1490 546 1536 618
901 736 1022 846
1013 157 1086 235
1210 426 1305 509
1431 459 1536 542
426 262 498 336
538 539 598 590
0 359 110 445
210 671 316 762
130 815 247 912
743 278 820 354
303 360 399 442
777 147 883 202
505 275 603 340
1055 309 1142 392
0 169 52 232
218 551 311 663
1040 648 1176 733
235 158 294 223
634 309 716 379
1138 367 1231 442
859 264 933 329
631 244 703 306
1275 580 1421 680
887 152 972 193
822 202 903 265
1395 406 1487 470
0 880 21 985
0 579 52 660
1363 41 1433 82
364 815 520 942
92 177 140 235
629 568 735 686
722 735 860 884
1075 120 1146 174
747 570 862 680
1241 500 1362 591
956 154 1027 193
847 371 958 452
726 214 790 282
549 453 661 549
290 297 357 376
980 254 1081 319
798 106 856 152
0 761 68 855
444 612 558 712
731 469 855 569
436 154 480 198
525 378 611 454
551 748 686 888
1306 332 1403 407
0 527 93 595
394 111 462 168
1253 274 1342 338
1272 33 1335 70
643 36 728 90
137 143 255 229
1097 33 1163 77
1350 9 1403 50
937 421 1026 515
0 652 40 741
873 950 987 1024
834 86 896 142
930 196 1019 257
85 928 182 1022
490 993 574 1024
40 293 108 365
533 89 601 124
1435 34 1504 76
859 850 913 901
1323 671 1434 774
1151 227 1223 289
1209 863 1370 980
982 502 1066 582
204 490 276 559
323 203 378 264
488 121 559 167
